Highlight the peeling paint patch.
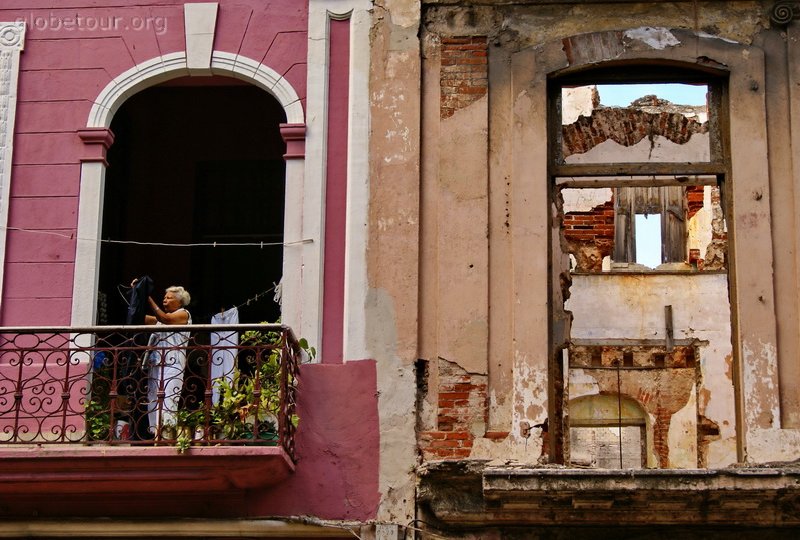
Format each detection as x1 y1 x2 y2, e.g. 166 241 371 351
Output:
513 350 548 438
742 339 780 429
624 27 680 50
695 31 738 44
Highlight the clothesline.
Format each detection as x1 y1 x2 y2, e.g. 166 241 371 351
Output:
118 282 280 318
233 283 278 311
2 226 313 248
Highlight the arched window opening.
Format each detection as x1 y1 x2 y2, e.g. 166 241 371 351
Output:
569 393 649 469
98 77 287 325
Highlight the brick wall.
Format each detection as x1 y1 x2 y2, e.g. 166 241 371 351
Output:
563 199 615 244
419 359 487 460
562 107 707 158
687 185 704 219
440 37 487 120
652 406 672 468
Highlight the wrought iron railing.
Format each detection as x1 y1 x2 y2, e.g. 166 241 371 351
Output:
0 324 301 459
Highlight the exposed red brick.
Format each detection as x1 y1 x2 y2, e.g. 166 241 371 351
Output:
687 185 705 218
562 107 707 158
440 36 488 120
439 391 471 400
419 358 488 460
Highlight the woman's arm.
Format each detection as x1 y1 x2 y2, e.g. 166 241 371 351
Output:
148 296 189 325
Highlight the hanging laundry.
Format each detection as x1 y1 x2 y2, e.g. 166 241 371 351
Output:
210 306 239 406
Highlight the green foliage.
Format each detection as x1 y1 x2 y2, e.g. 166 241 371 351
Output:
211 322 308 442
213 323 280 441
85 396 110 441
298 337 317 361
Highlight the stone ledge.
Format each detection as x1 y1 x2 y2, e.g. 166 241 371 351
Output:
419 460 800 526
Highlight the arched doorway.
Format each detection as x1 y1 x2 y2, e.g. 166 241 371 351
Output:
98 77 286 325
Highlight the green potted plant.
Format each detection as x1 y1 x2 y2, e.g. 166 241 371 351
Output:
210 323 308 444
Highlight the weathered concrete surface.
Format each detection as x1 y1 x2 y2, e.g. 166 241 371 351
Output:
423 1 766 46
567 273 736 467
419 460 800 528
369 0 421 525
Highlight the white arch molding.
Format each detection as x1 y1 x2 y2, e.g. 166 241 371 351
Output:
71 51 315 346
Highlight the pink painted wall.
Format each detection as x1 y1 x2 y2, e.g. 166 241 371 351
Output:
321 18 350 365
1 360 380 520
0 0 308 325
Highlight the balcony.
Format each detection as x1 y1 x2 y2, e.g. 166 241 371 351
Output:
0 323 301 499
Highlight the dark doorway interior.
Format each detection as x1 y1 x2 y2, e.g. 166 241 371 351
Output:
99 78 287 325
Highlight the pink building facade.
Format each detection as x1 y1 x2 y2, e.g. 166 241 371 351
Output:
0 1 390 534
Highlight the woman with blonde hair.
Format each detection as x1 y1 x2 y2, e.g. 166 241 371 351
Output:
143 285 192 434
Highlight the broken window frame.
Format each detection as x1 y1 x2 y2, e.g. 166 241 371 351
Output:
547 67 732 466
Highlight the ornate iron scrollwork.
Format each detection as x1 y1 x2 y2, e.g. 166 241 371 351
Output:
771 1 800 26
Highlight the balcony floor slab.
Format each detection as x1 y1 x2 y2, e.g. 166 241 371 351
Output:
0 445 294 496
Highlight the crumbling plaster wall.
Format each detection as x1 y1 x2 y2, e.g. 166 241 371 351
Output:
423 1 767 48
369 0 421 525
417 0 798 466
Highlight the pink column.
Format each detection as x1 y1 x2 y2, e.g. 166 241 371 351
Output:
321 18 350 365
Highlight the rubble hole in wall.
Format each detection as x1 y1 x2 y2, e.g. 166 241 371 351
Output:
561 83 710 164
557 82 725 274
560 182 726 273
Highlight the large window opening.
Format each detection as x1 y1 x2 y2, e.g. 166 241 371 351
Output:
550 74 736 469
99 78 287 325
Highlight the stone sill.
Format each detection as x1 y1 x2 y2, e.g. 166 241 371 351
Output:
483 466 800 493
0 445 294 496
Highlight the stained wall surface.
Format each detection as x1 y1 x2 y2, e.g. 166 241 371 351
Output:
414 0 800 469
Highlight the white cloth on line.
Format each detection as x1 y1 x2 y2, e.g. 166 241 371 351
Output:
210 307 239 406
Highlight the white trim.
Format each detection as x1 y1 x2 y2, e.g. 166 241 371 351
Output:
342 5 372 362
184 3 219 73
87 52 303 128
72 52 307 328
0 22 26 317
70 162 106 326
307 0 372 362
304 3 332 359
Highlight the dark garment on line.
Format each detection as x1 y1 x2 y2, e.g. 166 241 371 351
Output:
126 275 154 325
120 275 155 439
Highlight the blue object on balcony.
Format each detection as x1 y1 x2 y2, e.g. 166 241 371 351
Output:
92 351 107 370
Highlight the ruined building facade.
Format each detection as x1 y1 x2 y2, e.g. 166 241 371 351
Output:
397 0 800 536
